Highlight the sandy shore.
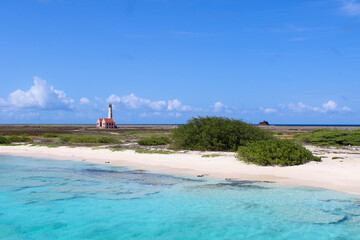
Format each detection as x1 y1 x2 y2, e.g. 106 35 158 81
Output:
1 145 360 195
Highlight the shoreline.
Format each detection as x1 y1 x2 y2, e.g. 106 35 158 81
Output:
1 145 360 195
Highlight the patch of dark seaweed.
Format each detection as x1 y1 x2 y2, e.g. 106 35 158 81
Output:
80 168 202 187
24 176 67 182
321 199 354 203
328 216 348 225
188 181 268 191
50 195 85 202
13 184 57 192
144 191 161 196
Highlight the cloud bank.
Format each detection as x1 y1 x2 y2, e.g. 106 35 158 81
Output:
0 76 74 111
106 94 198 112
0 77 354 123
284 100 351 113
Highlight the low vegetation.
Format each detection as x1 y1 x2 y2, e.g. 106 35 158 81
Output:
58 134 119 144
202 154 222 158
271 132 284 136
171 116 273 151
30 144 60 148
137 136 171 146
294 129 360 146
0 136 10 144
135 149 175 154
43 133 59 138
237 139 321 166
0 135 32 144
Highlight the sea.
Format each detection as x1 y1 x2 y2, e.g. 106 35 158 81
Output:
0 155 359 240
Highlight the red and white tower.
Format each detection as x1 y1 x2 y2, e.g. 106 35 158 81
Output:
108 103 113 119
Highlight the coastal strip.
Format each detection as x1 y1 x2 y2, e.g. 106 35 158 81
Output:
1 145 360 195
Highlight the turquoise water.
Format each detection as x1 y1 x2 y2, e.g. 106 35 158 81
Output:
0 155 360 240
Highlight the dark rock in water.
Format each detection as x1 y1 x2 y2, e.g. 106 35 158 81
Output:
258 120 270 126
197 174 208 178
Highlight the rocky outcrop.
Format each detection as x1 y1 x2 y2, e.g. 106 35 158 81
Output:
258 121 270 126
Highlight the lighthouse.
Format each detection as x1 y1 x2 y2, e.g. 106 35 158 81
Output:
108 103 113 119
96 103 116 129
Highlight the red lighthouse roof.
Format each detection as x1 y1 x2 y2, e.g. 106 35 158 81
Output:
103 118 114 123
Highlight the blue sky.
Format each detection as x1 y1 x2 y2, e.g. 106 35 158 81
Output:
0 0 359 124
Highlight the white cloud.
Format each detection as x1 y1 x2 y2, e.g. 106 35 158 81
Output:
213 102 224 112
167 99 195 112
341 0 360 16
260 107 277 114
169 112 182 118
287 102 319 112
107 93 166 111
80 97 90 104
1 76 74 111
284 100 351 113
342 106 352 111
106 94 121 103
322 100 337 111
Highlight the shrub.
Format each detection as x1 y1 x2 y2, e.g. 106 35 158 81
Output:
237 139 321 166
294 129 360 146
59 135 72 143
97 137 117 143
0 136 10 144
137 136 171 146
43 133 59 138
7 135 32 143
171 116 273 151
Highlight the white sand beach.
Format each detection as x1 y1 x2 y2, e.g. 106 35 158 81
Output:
1 145 360 195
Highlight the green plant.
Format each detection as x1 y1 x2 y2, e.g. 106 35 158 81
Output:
7 135 32 143
59 134 72 143
236 139 321 166
137 136 171 146
46 145 61 148
110 148 127 152
294 129 360 146
135 149 175 154
0 136 10 144
43 133 59 138
171 116 273 151
271 132 284 135
124 131 141 135
92 147 106 150
202 154 222 158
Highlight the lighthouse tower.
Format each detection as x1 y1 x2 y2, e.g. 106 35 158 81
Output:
108 103 113 119
96 104 116 128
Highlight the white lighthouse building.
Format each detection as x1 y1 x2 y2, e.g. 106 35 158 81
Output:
96 103 116 129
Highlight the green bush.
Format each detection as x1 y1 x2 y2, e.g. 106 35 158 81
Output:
59 134 72 142
237 139 321 166
0 136 10 144
43 133 59 138
137 136 171 146
7 135 32 143
294 129 360 146
171 116 273 151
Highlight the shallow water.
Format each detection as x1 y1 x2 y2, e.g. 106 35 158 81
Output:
0 155 360 240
